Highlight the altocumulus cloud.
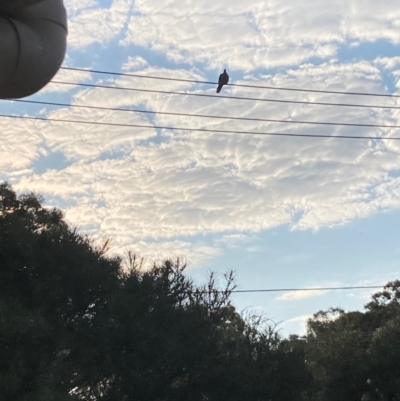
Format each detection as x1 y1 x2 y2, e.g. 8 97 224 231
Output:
2 0 400 265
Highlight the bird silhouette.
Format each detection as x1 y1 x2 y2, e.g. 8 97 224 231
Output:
216 69 229 93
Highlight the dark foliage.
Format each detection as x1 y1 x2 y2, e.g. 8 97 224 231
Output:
0 183 308 401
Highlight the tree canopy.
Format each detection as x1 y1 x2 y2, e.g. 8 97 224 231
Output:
0 183 307 400
1 182 399 401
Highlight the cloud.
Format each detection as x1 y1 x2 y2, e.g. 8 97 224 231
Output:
121 0 400 70
215 233 258 249
374 56 400 71
41 67 92 94
79 233 221 269
280 314 312 336
116 240 221 268
122 56 149 71
3 0 400 266
8 60 400 248
277 288 329 301
350 273 398 301
42 107 156 161
67 0 132 49
0 116 44 172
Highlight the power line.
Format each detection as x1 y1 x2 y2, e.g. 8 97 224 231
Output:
2 113 399 140
13 99 400 130
230 285 384 294
51 80 400 111
60 66 400 99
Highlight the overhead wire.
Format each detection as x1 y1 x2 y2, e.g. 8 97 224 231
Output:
175 285 387 295
1 96 395 297
50 80 400 111
1 71 395 302
1 113 400 140
12 99 400 130
229 285 385 294
60 66 400 99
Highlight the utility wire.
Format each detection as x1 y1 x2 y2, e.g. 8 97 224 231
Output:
51 81 400 111
230 285 384 294
162 285 386 295
13 99 400 130
2 113 399 140
60 66 400 99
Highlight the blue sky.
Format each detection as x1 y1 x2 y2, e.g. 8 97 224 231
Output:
2 0 400 335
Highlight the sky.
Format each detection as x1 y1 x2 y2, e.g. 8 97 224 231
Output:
2 0 400 335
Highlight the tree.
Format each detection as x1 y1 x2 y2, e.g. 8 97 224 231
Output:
302 308 371 401
96 258 309 401
0 182 308 400
299 282 400 401
0 182 121 400
364 282 400 401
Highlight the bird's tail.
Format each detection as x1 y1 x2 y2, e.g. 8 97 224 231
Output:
216 84 223 93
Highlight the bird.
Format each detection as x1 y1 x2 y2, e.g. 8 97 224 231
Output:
216 69 229 93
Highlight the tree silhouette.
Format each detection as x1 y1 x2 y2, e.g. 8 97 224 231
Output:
0 182 308 400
